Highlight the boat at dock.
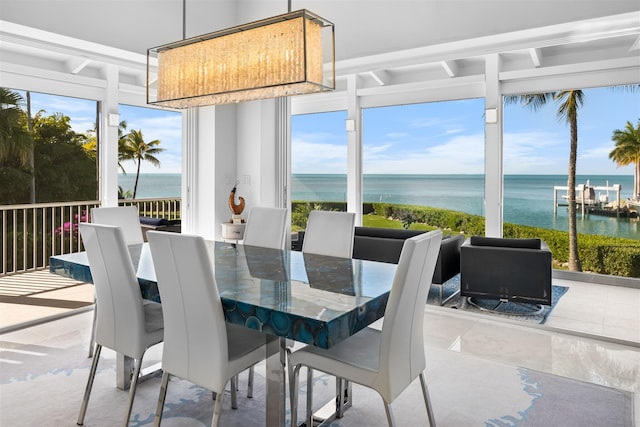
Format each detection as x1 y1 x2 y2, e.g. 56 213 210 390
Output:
553 180 637 219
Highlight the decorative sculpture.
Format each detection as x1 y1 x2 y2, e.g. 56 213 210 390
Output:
228 182 245 224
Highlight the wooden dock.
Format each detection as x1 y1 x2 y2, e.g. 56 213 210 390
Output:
553 182 624 218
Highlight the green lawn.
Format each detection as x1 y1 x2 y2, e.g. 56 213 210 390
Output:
362 214 437 231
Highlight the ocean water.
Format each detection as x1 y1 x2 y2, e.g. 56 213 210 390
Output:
119 173 182 199
120 173 639 239
293 174 639 240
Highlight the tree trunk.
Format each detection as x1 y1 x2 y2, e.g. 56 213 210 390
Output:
26 91 35 203
133 159 141 199
633 159 640 200
567 110 581 271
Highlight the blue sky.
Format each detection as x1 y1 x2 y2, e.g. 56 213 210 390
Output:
18 91 183 174
293 86 640 176
17 86 639 176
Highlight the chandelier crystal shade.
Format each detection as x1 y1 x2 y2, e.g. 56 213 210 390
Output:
147 9 335 108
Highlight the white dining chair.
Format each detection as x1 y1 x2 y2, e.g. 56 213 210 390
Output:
91 206 144 245
243 206 288 250
86 205 144 358
77 223 164 427
302 210 356 258
289 229 443 427
146 231 268 427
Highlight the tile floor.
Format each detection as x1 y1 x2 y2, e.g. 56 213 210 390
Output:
1 270 639 425
1 273 638 426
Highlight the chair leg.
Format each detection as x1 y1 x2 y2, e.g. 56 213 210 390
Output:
247 366 254 398
153 372 170 427
122 354 145 427
383 401 396 427
419 372 436 427
77 344 102 425
210 384 225 427
289 364 301 427
88 299 97 358
230 375 238 409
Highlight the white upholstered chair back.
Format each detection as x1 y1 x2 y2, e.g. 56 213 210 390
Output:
302 210 355 258
77 222 163 426
79 223 150 356
147 231 230 392
91 206 143 246
379 229 442 401
243 206 287 250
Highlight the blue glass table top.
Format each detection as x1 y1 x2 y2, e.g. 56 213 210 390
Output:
50 241 397 349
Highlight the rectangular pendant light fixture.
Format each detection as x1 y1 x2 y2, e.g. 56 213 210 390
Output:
147 9 335 108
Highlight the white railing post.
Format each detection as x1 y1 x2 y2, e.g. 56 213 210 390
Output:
1 197 180 276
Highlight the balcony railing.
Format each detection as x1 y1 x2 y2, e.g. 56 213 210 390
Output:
1 198 181 276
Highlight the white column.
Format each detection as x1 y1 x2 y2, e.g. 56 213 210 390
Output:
275 97 291 211
346 74 363 225
99 65 119 207
183 105 237 240
181 108 198 234
484 54 504 237
275 97 292 247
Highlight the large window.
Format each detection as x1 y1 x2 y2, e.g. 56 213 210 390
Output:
503 86 639 240
0 88 98 205
117 104 182 200
362 99 486 228
291 110 348 229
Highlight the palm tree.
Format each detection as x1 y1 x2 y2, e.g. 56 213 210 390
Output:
609 120 640 201
506 90 584 272
121 129 163 199
117 120 131 173
0 88 32 167
83 120 131 173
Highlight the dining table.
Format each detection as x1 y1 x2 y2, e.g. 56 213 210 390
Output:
50 240 397 426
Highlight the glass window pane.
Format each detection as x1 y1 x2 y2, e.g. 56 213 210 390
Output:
117 104 182 200
291 110 348 230
1 88 98 204
362 99 485 231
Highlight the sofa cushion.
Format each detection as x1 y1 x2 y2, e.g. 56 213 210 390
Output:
353 235 407 264
139 216 170 226
354 227 424 240
469 236 541 250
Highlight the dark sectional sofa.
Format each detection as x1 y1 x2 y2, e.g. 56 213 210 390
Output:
292 226 464 284
460 236 552 305
139 216 181 241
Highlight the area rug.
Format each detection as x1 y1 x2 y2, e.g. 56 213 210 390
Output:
0 312 634 427
428 275 569 324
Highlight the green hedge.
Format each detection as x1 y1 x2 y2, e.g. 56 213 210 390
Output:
292 201 640 277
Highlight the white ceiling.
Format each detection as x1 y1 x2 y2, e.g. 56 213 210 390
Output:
1 1 639 103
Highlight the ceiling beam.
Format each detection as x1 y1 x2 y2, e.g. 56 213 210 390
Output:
440 60 459 77
66 58 91 74
528 48 542 67
368 70 390 86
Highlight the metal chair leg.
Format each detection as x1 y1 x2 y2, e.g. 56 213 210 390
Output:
88 299 97 358
247 366 254 398
230 376 238 409
383 401 396 427
419 372 436 427
153 372 170 427
122 354 145 427
77 344 102 425
211 385 225 427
